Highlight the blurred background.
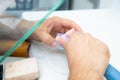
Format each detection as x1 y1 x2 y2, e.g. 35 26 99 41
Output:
2 0 120 16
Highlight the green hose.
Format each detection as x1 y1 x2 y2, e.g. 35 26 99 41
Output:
0 0 64 63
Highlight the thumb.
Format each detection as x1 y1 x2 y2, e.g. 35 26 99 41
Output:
56 37 67 48
40 32 56 47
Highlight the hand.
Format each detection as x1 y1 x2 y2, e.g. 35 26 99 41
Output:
30 16 82 47
57 32 110 80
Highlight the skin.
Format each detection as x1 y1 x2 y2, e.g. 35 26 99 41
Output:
26 17 110 80
30 16 82 47
0 16 82 52
57 31 111 80
0 16 110 80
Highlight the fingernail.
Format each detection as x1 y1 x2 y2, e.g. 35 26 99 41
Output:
51 41 57 47
66 29 76 37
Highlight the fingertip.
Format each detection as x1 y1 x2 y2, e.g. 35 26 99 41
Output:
50 41 57 47
40 32 56 47
56 37 63 45
76 27 83 32
56 37 66 48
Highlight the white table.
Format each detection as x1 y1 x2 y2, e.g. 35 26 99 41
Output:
8 9 119 80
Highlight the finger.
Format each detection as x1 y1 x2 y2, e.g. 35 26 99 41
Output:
65 27 71 32
61 18 83 32
65 29 76 38
50 16 83 34
56 37 67 48
54 28 65 33
50 31 57 38
40 32 56 47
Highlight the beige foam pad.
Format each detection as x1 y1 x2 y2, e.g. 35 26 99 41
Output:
5 58 39 80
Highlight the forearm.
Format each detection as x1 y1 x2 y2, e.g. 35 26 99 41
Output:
0 16 35 55
15 18 36 37
0 16 36 39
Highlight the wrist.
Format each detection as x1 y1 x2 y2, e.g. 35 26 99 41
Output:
15 19 37 41
69 69 104 80
86 70 104 80
16 19 35 35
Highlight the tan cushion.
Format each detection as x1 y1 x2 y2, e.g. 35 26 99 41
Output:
5 58 39 80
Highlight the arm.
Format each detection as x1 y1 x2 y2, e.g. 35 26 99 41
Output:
0 16 82 55
0 16 35 55
0 16 82 42
0 16 35 39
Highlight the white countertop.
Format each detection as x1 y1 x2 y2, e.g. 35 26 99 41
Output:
3 9 119 80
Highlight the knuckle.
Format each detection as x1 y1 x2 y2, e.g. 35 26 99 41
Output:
105 47 111 59
102 43 111 59
50 16 60 20
48 16 61 24
72 31 81 37
44 37 52 45
95 39 111 60
86 33 92 38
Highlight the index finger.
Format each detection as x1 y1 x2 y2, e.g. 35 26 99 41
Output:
61 18 83 32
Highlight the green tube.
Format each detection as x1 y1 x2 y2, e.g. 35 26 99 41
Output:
0 0 64 63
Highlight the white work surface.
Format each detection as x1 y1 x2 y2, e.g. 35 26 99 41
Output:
22 9 120 80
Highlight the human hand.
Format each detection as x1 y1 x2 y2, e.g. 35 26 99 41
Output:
30 16 82 47
57 31 110 80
